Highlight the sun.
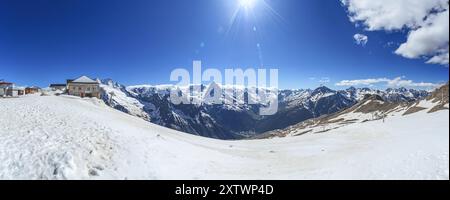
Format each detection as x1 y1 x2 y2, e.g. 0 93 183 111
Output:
239 0 256 9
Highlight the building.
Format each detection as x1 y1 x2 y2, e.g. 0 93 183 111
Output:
0 81 25 97
67 76 101 98
49 84 67 91
0 81 13 97
25 86 41 94
7 86 25 97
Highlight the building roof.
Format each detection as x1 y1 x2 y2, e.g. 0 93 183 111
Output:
49 84 67 87
71 76 97 84
0 81 13 85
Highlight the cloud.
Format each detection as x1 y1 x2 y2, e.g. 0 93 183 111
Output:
341 0 448 30
341 0 449 65
386 77 440 88
353 34 368 46
310 77 331 84
427 51 449 65
336 78 389 86
395 9 449 64
336 77 439 88
319 77 331 83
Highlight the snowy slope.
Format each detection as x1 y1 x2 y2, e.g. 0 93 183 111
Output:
0 95 448 180
100 80 156 121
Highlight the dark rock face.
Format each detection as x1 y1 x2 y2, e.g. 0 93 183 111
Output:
362 94 385 101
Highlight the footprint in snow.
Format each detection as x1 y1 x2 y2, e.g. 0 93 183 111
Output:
88 169 99 176
88 165 104 177
93 165 104 171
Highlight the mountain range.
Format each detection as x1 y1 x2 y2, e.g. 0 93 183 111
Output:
259 83 449 139
99 79 430 139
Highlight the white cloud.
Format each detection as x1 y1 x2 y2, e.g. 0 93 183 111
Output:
336 77 439 88
341 0 448 30
353 34 368 46
395 9 449 64
336 78 389 86
319 77 331 83
341 0 449 65
386 77 439 88
427 51 449 65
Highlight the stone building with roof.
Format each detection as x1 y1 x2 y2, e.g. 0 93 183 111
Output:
67 76 101 98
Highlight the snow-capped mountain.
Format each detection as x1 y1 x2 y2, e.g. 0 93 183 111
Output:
99 79 430 140
341 86 429 102
0 83 447 180
261 83 448 139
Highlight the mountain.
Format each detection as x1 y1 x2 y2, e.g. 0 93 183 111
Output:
341 86 429 102
259 83 448 139
99 79 430 140
0 86 447 180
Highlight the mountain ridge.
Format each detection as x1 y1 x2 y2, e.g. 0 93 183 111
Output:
258 83 449 139
99 79 431 139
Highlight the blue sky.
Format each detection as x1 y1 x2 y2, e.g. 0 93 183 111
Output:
0 0 448 89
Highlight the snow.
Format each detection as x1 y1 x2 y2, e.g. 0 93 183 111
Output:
315 110 449 179
415 99 436 110
71 76 97 83
0 95 448 180
100 83 152 120
127 84 174 90
310 92 335 102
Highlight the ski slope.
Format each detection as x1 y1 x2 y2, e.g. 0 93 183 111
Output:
0 95 448 180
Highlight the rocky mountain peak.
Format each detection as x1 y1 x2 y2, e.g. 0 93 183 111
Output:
312 86 334 96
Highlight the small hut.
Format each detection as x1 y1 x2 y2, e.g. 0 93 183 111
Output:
25 86 41 94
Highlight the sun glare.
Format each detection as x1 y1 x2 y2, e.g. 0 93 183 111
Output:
239 0 256 9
